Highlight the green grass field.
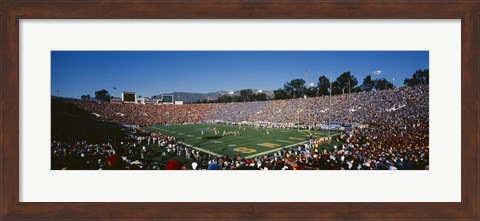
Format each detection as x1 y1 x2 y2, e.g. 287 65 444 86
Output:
142 123 335 159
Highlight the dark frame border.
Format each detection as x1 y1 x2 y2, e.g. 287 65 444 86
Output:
1 1 478 220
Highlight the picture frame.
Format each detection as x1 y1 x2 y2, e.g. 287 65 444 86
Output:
1 1 478 220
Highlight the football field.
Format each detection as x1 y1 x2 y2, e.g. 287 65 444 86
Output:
142 123 335 158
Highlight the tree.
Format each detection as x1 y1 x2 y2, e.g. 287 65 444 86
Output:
95 89 112 102
317 75 330 96
351 86 362 93
332 72 358 95
233 95 243 103
374 78 394 90
240 89 254 102
404 69 429 86
283 82 294 98
305 86 317 97
216 95 233 103
80 95 88 101
284 79 306 99
360 75 375 92
273 88 290 100
252 93 268 101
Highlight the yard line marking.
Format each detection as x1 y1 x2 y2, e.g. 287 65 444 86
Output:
288 137 304 141
276 140 294 143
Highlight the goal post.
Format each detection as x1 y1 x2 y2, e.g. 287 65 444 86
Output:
299 129 312 136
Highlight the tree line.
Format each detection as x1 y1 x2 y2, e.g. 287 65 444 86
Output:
80 89 112 102
273 69 428 100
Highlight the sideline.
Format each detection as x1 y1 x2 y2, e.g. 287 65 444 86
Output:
177 141 223 157
244 132 340 159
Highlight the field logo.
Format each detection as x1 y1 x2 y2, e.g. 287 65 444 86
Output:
257 142 281 148
233 147 257 154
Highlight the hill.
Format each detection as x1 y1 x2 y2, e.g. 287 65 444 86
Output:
152 89 274 103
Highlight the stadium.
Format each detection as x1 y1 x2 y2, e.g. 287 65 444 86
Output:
52 81 428 170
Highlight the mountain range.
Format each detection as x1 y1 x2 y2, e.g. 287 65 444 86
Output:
151 89 274 103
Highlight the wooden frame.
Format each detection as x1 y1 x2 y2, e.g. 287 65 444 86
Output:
1 1 478 220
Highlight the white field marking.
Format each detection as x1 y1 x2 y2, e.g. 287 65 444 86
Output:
196 137 203 140
211 140 223 144
228 144 237 147
276 140 294 143
177 141 222 157
186 135 194 137
178 133 185 135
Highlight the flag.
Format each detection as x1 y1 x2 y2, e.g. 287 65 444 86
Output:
372 70 382 75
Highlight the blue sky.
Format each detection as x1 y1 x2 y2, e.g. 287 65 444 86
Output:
51 51 428 98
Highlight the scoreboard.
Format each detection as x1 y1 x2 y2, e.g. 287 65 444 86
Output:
161 95 174 104
122 92 136 103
